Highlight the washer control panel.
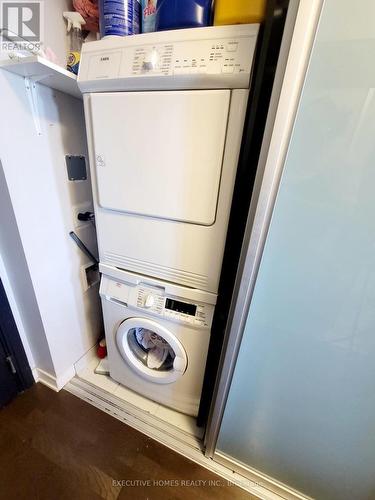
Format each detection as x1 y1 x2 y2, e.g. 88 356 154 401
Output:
136 286 213 328
100 271 216 329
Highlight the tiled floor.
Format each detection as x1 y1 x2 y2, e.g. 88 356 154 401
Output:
77 357 205 439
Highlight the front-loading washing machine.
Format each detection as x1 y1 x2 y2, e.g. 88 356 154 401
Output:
99 264 216 416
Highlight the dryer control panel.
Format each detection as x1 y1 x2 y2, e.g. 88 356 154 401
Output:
78 24 259 92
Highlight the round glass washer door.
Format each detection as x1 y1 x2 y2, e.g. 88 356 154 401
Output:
116 317 188 384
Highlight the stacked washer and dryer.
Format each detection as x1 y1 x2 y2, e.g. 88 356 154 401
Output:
78 24 259 417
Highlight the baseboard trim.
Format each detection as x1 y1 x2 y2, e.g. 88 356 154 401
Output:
36 366 75 392
214 452 311 500
69 376 202 449
32 368 39 382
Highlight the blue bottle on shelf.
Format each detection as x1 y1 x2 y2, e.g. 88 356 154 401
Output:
155 0 212 31
99 0 141 37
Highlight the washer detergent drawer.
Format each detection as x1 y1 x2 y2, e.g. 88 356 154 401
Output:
89 90 230 225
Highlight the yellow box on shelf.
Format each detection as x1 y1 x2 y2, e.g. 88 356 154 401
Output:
214 0 267 25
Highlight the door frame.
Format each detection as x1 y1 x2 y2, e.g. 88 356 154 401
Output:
204 0 323 458
0 278 34 392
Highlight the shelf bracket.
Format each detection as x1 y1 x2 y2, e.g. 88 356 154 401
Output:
24 76 42 136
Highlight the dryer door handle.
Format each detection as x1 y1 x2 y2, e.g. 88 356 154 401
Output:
173 356 186 373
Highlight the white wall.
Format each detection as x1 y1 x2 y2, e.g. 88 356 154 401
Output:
0 0 102 386
0 70 102 384
0 205 47 373
44 0 73 66
0 0 73 65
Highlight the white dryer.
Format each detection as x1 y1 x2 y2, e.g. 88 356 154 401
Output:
99 264 216 416
79 25 259 293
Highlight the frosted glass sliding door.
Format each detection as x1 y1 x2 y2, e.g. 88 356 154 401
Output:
215 0 375 498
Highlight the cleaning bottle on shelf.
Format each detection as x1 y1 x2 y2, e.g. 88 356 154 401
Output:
63 11 86 75
141 0 158 33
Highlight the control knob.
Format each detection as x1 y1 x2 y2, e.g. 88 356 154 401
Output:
144 294 155 308
142 48 160 72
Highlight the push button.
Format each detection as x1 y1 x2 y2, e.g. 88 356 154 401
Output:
222 65 234 74
227 42 238 52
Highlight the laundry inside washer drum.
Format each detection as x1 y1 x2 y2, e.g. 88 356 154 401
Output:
127 328 176 371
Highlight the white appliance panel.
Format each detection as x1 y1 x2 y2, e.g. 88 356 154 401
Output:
90 90 230 225
78 24 259 92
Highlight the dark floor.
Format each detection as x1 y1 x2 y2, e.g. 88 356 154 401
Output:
0 384 256 500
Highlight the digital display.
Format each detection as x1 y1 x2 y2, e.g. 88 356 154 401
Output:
165 298 197 317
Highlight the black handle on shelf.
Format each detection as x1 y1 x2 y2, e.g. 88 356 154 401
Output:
69 231 99 268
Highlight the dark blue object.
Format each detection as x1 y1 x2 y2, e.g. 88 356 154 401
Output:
155 0 212 31
0 278 34 408
99 0 141 37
